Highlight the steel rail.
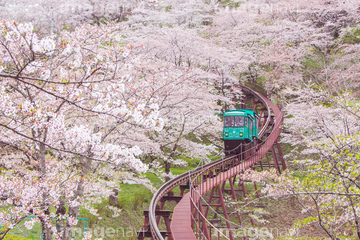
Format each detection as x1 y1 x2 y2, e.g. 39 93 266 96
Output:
147 85 275 239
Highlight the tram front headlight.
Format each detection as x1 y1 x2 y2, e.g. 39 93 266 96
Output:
225 132 229 137
239 133 243 136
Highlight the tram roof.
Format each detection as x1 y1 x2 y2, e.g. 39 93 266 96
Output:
223 109 259 118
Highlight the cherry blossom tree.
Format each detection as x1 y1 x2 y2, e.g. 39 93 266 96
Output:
0 20 165 239
0 0 359 238
127 26 244 107
136 59 222 180
0 0 156 33
240 86 360 238
0 17 227 238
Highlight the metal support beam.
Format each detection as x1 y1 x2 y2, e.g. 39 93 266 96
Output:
217 184 234 240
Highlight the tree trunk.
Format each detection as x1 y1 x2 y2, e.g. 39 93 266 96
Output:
39 142 53 240
148 155 155 169
40 219 53 240
62 157 92 240
56 196 67 234
164 160 171 182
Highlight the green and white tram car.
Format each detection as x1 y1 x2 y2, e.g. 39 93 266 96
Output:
222 109 259 155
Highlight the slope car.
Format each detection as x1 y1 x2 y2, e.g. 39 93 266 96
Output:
222 109 259 155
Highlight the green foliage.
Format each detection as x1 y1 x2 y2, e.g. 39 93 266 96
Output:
62 24 72 31
3 235 32 240
301 55 323 71
1 219 42 239
165 6 172 12
145 172 164 187
276 237 324 240
289 133 360 237
117 184 152 210
170 167 188 175
72 184 152 239
342 28 360 44
220 0 241 8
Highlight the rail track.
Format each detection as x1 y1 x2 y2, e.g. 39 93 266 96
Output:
138 85 285 240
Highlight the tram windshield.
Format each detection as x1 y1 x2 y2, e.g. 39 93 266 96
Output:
234 116 244 127
224 116 234 127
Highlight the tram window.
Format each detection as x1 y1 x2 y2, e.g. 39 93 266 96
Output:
234 116 244 127
245 117 248 127
249 120 252 132
225 116 234 127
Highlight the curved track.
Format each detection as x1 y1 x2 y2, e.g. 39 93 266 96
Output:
138 85 284 240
